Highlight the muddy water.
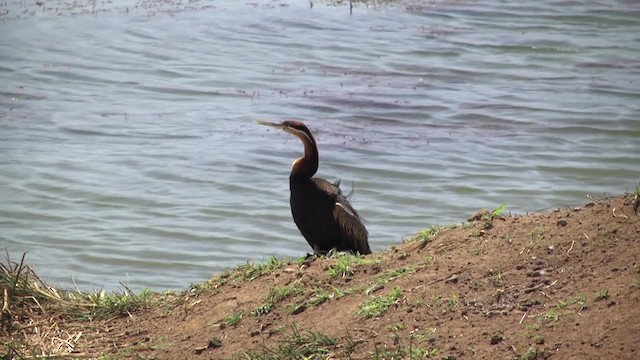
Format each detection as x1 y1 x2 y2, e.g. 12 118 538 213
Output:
1 0 639 291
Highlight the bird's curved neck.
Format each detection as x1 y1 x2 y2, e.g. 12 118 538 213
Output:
291 134 318 179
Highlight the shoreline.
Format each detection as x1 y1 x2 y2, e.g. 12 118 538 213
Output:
2 192 639 359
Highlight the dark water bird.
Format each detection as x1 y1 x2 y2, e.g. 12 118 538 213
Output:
257 120 371 255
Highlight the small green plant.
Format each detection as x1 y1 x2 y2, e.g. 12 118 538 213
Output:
331 285 350 299
326 253 378 279
387 323 407 331
432 294 443 306
373 333 438 359
296 256 308 266
528 227 547 241
410 225 442 243
445 294 459 310
81 288 156 321
482 203 506 220
271 284 303 301
357 287 402 318
595 290 609 301
431 293 459 311
286 302 306 315
532 334 545 345
252 284 302 316
242 324 337 359
489 270 504 285
511 346 548 360
411 328 437 343
327 255 355 278
538 309 559 324
470 245 485 255
224 311 243 327
192 270 232 293
573 293 587 311
252 302 274 316
309 288 332 306
423 255 434 266
236 256 284 280
376 266 416 286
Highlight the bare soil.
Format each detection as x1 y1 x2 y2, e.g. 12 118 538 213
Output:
4 194 640 359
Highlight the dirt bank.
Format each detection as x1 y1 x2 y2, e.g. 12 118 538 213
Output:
3 193 639 359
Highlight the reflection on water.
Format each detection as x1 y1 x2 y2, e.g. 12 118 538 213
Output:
1 0 639 291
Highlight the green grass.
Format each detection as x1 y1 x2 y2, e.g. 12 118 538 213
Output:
286 302 307 315
470 245 486 255
326 252 379 279
432 293 459 310
224 311 243 327
377 266 416 285
482 202 506 220
242 324 337 359
193 256 287 293
308 288 332 306
445 293 459 310
595 290 609 301
191 270 232 293
357 287 402 318
372 333 438 359
410 226 441 243
387 323 407 331
252 284 303 316
537 309 559 324
573 293 587 311
528 226 547 241
79 288 157 321
489 270 505 285
510 346 548 360
1 251 163 358
409 328 437 343
556 293 587 311
236 256 285 280
408 225 454 244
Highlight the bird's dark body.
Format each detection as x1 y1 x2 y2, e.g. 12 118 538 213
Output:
290 176 370 255
257 119 371 255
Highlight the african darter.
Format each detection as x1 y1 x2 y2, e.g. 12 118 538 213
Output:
257 120 371 255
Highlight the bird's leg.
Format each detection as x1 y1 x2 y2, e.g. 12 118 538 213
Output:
326 248 341 258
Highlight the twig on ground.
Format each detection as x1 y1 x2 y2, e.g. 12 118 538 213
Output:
612 208 628 219
567 240 575 255
519 311 527 324
587 194 602 204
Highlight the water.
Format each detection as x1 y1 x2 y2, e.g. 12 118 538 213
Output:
1 0 638 291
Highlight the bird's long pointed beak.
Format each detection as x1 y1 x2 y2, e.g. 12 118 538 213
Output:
256 120 284 129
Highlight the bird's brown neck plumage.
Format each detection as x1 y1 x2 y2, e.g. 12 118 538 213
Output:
290 127 318 179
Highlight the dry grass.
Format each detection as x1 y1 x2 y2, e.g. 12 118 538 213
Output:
1 250 157 358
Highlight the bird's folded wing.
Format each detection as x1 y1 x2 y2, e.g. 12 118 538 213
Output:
333 201 369 252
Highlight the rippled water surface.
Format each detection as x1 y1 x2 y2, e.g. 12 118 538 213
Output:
1 0 639 291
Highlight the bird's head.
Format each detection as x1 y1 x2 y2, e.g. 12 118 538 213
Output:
256 120 316 146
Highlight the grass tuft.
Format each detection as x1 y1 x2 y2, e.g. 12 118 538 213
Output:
357 287 402 318
252 284 303 316
326 253 378 279
1 251 160 357
242 324 337 359
236 256 284 281
224 311 243 327
483 202 507 220
407 225 453 244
